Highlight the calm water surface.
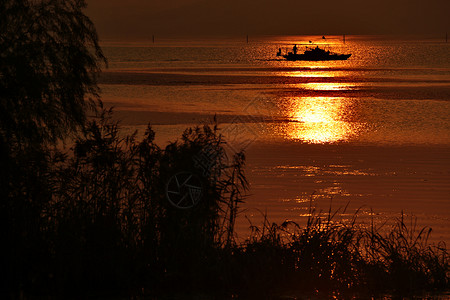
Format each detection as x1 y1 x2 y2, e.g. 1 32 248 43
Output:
99 36 450 243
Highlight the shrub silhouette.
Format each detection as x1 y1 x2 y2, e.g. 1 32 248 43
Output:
1 104 448 298
40 107 247 297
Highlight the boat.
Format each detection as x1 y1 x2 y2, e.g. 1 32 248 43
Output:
277 45 351 61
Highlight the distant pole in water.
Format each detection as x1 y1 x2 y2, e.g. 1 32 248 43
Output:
152 35 155 44
343 34 346 44
246 34 249 44
446 32 448 43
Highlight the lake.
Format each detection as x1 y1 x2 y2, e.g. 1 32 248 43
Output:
98 35 450 245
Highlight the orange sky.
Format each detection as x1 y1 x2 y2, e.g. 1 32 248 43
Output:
86 0 449 39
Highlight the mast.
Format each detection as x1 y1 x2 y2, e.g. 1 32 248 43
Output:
343 34 346 44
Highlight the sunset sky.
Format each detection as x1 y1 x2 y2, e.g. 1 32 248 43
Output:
86 0 449 39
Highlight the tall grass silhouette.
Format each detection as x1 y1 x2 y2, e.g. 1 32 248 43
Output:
0 105 448 298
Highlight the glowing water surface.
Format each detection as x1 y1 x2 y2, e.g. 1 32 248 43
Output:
100 36 450 244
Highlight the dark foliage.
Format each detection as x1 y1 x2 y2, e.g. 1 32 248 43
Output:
0 0 105 146
2 88 249 296
1 106 448 298
233 206 449 299
0 0 104 296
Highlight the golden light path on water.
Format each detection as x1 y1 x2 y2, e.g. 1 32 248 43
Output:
280 96 360 143
284 70 348 78
272 63 363 143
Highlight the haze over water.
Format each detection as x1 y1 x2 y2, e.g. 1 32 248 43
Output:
99 35 450 244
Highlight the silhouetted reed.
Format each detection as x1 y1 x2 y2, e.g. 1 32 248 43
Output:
36 106 248 297
230 202 449 299
359 212 449 297
1 107 448 298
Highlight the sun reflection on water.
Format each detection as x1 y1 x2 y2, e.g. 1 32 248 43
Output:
277 97 362 143
270 60 365 143
282 70 348 78
303 82 356 91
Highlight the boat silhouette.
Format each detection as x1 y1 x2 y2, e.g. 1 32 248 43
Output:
277 45 351 61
